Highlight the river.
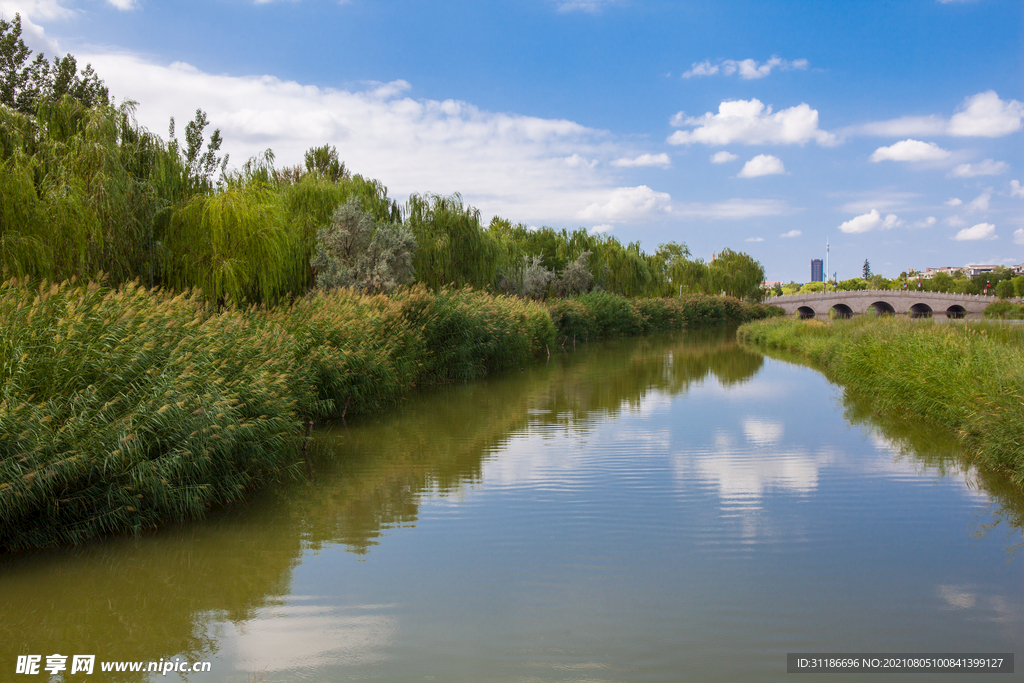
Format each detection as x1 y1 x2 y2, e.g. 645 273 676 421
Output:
1 328 1021 682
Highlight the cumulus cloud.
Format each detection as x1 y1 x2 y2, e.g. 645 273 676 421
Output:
1012 180 1024 198
947 159 1009 178
737 154 785 177
610 153 671 168
869 139 950 162
838 209 904 234
576 185 672 223
682 56 808 79
949 91 1024 137
1014 228 1024 245
710 151 738 163
913 216 937 228
954 223 997 241
968 190 992 212
590 224 614 233
848 91 1023 138
667 98 836 147
945 197 963 206
78 52 647 226
780 229 802 238
745 237 765 242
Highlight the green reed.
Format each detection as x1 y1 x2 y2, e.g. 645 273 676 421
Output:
738 316 1024 487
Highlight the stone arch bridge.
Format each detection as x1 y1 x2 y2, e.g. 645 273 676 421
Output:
772 290 992 320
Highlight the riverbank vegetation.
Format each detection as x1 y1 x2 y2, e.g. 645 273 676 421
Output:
0 278 776 551
738 317 1024 489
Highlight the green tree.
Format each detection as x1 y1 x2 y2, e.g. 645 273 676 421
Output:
708 248 766 300
0 14 108 114
862 259 871 279
995 280 1016 299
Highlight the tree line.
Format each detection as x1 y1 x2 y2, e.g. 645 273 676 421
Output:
775 269 1024 299
0 14 767 304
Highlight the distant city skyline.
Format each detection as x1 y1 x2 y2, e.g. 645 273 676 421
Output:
5 0 1021 281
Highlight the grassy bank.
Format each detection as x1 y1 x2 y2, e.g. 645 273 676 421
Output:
0 280 777 551
738 316 1024 487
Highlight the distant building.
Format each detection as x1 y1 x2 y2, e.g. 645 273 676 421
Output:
921 266 966 279
810 259 823 282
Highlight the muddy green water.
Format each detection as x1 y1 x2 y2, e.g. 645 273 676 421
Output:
1 328 1022 682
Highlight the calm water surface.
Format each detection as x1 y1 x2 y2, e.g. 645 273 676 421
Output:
2 328 1022 682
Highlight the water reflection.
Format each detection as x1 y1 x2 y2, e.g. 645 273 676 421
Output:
0 328 1021 682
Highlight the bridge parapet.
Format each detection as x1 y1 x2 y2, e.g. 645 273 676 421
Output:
769 289 1005 320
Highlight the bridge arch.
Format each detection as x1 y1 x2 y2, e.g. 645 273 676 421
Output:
795 306 816 319
909 303 933 319
869 300 896 316
945 305 967 319
829 303 853 319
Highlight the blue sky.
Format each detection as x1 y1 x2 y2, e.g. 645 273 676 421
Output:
5 0 1022 281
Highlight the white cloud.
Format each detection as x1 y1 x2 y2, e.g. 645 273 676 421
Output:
79 52 649 226
947 159 1009 177
948 91 1024 137
954 223 997 241
564 153 598 168
682 60 719 78
944 216 967 227
847 91 1023 138
737 154 785 177
913 216 937 228
556 0 616 11
1009 180 1024 198
745 237 765 242
105 0 137 9
576 185 672 223
834 191 919 214
590 224 614 233
869 139 951 162
846 115 948 137
673 199 795 220
838 209 904 234
684 56 808 79
968 189 992 212
610 153 671 168
667 98 837 147
780 229 802 238
710 151 738 164
945 197 963 206
1014 228 1024 245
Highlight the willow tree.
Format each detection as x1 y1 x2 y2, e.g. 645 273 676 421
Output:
161 182 300 304
406 193 499 290
0 98 161 284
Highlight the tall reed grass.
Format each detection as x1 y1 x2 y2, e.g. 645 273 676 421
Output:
0 276 776 550
0 278 302 551
0 280 558 550
738 316 1024 487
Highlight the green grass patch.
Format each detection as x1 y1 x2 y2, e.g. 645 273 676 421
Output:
738 316 1024 487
